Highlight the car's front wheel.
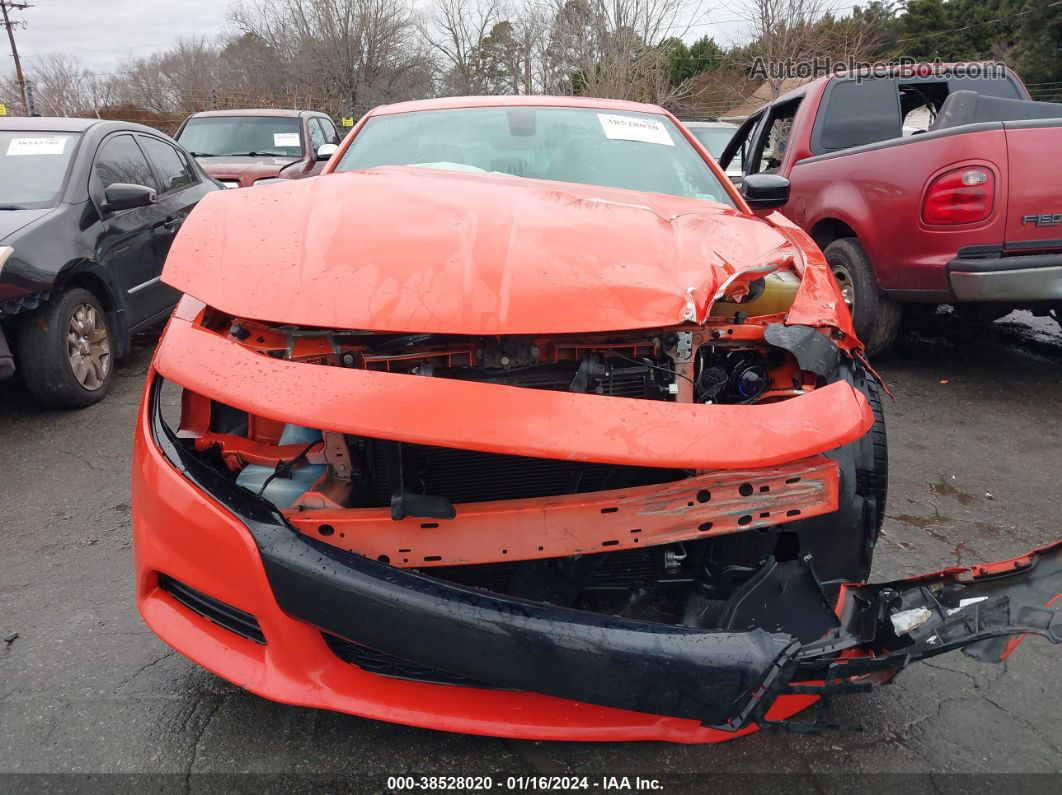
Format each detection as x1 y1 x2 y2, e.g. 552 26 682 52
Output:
697 361 887 586
15 287 114 409
824 237 901 358
790 363 887 584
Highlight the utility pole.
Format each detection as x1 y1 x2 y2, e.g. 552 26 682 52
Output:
0 2 31 115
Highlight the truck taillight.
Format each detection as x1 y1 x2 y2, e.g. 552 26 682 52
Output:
922 167 995 225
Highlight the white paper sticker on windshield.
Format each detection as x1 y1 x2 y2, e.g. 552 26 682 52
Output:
597 114 674 146
7 136 67 156
273 132 300 147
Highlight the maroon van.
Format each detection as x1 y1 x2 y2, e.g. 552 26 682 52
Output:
175 109 341 188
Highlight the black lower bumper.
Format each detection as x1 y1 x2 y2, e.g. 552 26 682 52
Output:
149 377 1062 731
262 529 798 724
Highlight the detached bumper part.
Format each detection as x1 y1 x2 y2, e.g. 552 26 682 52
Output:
947 252 1062 302
149 378 1062 734
264 530 798 724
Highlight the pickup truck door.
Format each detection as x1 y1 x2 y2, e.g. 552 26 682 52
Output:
719 112 764 182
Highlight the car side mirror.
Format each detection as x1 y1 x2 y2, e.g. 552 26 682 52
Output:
103 183 156 213
740 174 790 210
315 143 339 161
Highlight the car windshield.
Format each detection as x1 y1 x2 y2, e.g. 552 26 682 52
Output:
689 127 736 159
0 131 79 208
176 116 303 157
335 107 734 206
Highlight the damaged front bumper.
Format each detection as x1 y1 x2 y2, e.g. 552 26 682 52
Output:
142 377 1062 737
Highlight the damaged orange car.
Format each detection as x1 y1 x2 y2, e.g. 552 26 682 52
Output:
132 96 1061 743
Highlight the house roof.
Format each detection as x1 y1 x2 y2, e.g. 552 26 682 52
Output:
722 77 813 120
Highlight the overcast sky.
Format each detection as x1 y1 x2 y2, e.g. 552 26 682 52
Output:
4 0 748 75
8 0 230 73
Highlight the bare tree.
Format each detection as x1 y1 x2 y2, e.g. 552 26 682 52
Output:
732 0 888 99
423 0 508 94
733 0 835 98
17 54 94 116
542 0 698 105
230 0 433 117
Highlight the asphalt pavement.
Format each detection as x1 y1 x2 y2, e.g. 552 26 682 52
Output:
1 310 1060 791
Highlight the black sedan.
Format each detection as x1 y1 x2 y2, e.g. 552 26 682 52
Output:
0 117 218 408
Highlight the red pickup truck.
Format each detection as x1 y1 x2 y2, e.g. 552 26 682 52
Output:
719 65 1062 355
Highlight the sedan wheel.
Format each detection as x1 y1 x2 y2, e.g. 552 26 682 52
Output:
67 303 111 390
15 287 117 408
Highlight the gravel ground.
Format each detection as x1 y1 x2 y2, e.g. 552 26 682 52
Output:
1 310 1060 792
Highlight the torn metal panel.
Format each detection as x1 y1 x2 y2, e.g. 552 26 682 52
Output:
285 457 840 568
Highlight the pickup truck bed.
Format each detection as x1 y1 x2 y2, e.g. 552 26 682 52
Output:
719 67 1062 355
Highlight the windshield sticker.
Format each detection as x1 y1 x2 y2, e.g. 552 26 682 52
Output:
7 136 67 156
597 114 674 146
273 132 300 147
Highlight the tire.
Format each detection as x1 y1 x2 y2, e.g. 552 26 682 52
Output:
785 362 887 584
697 362 888 586
15 288 115 409
824 237 901 358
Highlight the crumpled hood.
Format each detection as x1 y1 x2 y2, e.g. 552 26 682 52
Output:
164 166 808 334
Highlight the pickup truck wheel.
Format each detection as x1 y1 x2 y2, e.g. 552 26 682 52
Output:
824 238 901 357
14 288 114 409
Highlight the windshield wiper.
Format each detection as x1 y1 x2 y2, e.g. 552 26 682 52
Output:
0 204 26 210
224 151 293 158
187 151 220 157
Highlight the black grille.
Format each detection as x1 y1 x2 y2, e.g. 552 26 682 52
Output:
426 562 519 592
365 441 683 505
158 574 266 644
426 549 670 595
323 633 495 688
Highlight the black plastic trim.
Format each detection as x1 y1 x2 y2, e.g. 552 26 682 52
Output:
1005 239 1062 253
322 632 498 688
158 573 266 644
948 251 1062 274
763 324 840 377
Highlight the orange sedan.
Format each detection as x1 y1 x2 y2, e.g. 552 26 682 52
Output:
132 96 1061 742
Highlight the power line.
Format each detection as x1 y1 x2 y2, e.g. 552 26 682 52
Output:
1 1 31 113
